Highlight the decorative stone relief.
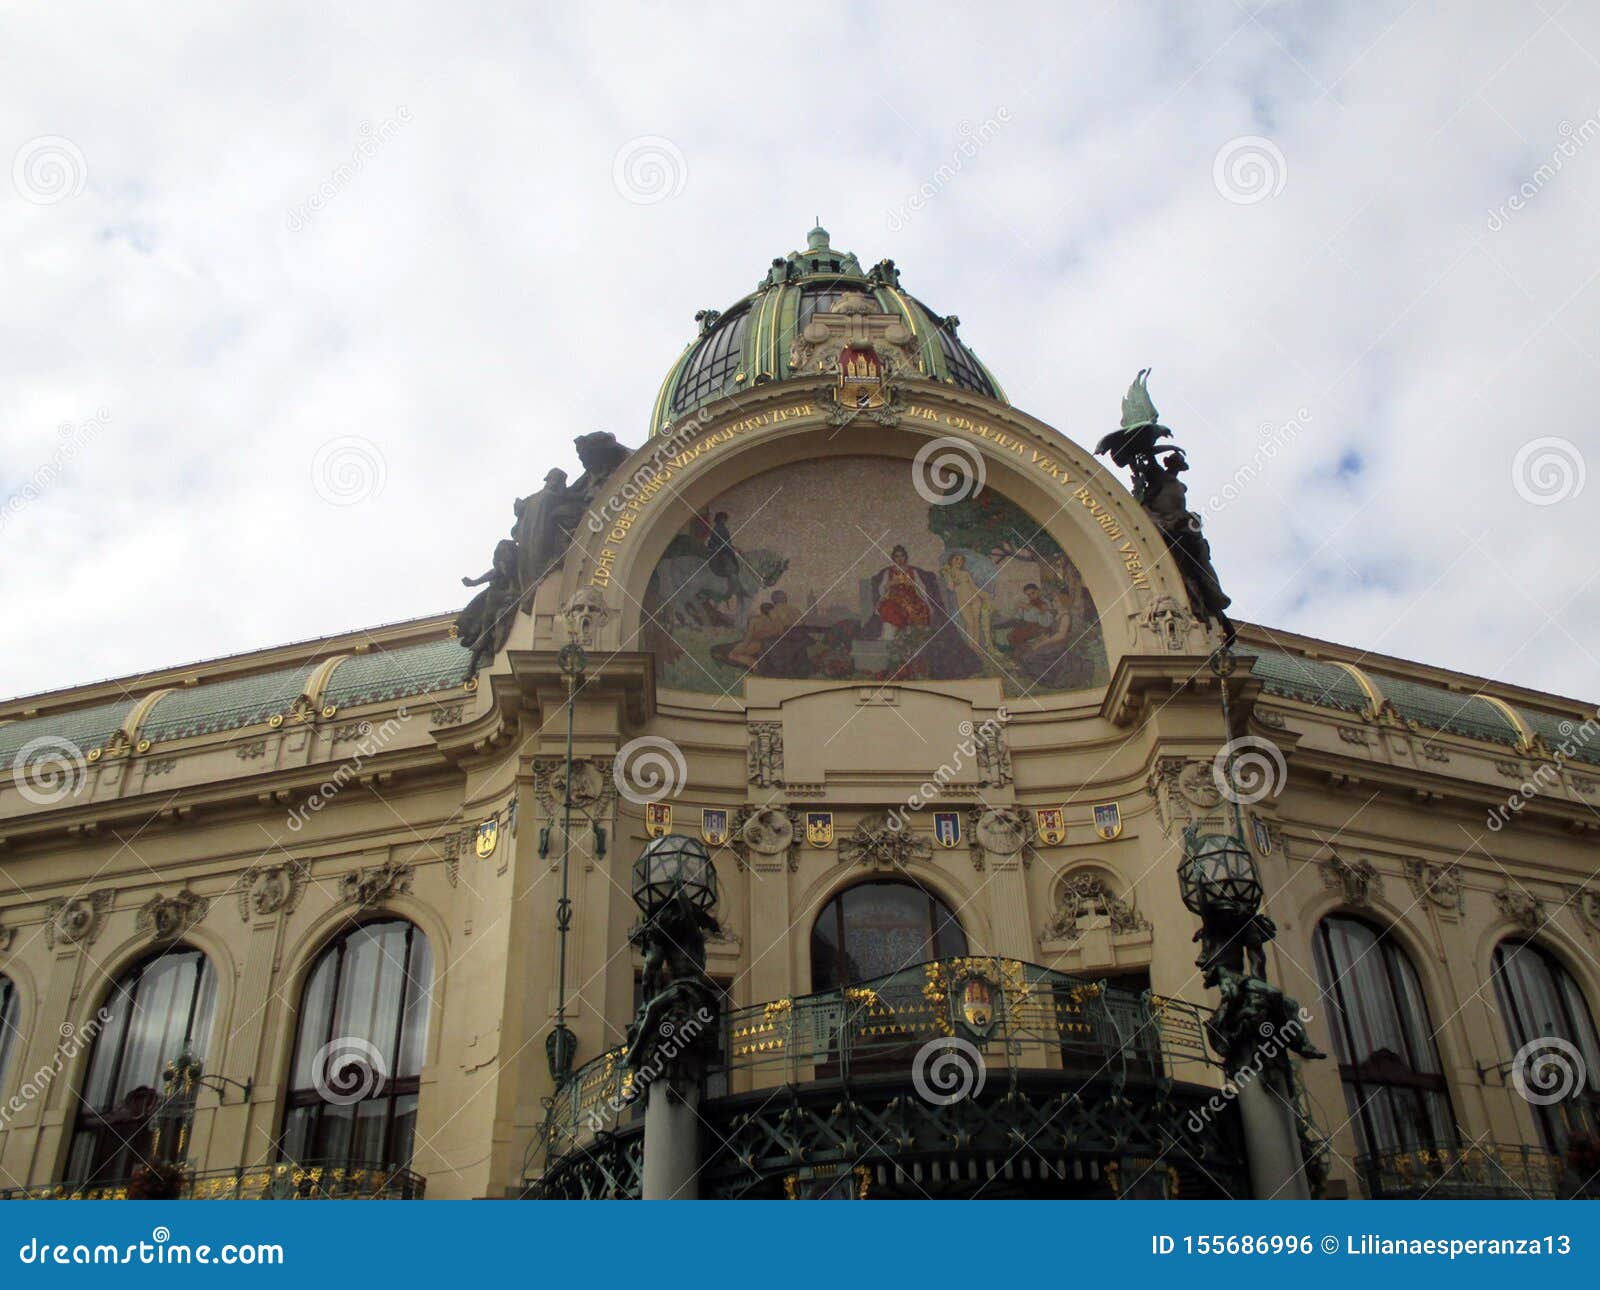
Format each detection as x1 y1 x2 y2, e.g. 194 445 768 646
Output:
236 741 267 760
1129 595 1200 653
340 861 413 910
838 811 931 871
1493 760 1525 779
136 889 209 942
1256 709 1288 731
1403 859 1463 915
1321 853 1382 907
561 587 612 648
332 722 372 744
732 805 801 871
1337 726 1371 746
1570 887 1600 935
1417 742 1450 764
234 860 310 921
966 806 1032 871
747 722 784 789
1494 887 1544 933
533 758 615 817
44 890 115 948
1040 873 1150 944
429 704 465 727
147 757 177 776
1146 757 1228 836
974 721 1012 788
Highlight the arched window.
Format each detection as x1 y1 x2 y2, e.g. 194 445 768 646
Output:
1312 915 1454 1155
66 947 217 1185
1492 940 1600 1149
0 974 20 1095
281 919 433 1171
810 880 966 992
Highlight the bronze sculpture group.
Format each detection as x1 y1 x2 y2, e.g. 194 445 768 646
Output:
1095 370 1236 646
454 431 631 675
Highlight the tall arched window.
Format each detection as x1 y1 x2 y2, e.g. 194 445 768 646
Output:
66 947 217 1185
282 919 433 1171
1312 915 1454 1155
1492 940 1600 1148
810 880 966 992
0 974 20 1096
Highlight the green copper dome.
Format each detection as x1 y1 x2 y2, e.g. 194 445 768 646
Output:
649 225 1007 435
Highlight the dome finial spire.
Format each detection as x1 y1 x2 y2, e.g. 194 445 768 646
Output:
806 219 830 251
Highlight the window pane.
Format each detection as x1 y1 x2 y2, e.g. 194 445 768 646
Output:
810 881 967 991
282 920 432 1171
0 976 19 1095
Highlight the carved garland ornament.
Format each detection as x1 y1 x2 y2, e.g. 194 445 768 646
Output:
1320 853 1382 907
340 861 413 910
1040 874 1150 944
838 811 931 872
136 889 209 942
234 860 311 921
1403 859 1463 913
747 722 784 790
44 890 116 948
1494 888 1544 934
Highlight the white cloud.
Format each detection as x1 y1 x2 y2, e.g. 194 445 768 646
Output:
2 1 1597 701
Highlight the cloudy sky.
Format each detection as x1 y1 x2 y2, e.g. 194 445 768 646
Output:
3 2 1597 702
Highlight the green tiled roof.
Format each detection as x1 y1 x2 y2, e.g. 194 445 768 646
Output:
322 639 473 709
0 698 135 770
1373 674 1521 747
141 664 317 744
1247 650 1370 714
1518 707 1600 765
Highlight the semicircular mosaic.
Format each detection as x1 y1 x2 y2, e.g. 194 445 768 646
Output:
642 456 1109 696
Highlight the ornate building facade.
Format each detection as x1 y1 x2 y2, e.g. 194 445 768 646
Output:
1 227 1597 1200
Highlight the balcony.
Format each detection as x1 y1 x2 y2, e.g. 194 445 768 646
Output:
530 956 1244 1199
0 1161 426 1201
1358 1141 1567 1199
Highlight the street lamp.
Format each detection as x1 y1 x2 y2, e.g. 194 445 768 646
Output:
632 832 718 918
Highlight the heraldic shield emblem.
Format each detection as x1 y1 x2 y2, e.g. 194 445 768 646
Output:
700 808 729 847
806 811 834 847
933 811 961 848
955 971 999 1039
1093 802 1122 840
474 818 498 859
645 802 672 837
1034 807 1066 846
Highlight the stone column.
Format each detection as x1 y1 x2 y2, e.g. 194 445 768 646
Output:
640 1078 703 1200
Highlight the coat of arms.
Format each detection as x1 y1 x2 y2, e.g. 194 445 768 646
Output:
955 972 999 1039
474 818 499 858
645 802 672 838
933 811 961 848
1092 802 1122 840
1034 807 1066 847
806 811 834 847
701 808 729 847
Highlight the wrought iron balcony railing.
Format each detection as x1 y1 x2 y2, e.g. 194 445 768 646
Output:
1357 1141 1565 1199
0 1160 426 1201
538 956 1217 1171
